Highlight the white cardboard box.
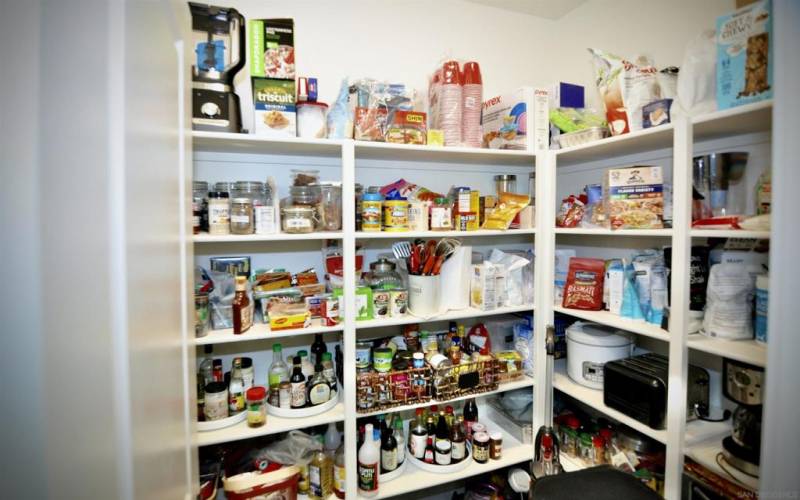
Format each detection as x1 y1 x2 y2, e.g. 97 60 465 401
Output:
482 86 548 151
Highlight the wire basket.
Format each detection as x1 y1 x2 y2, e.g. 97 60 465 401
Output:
430 358 498 401
356 366 432 413
494 355 524 384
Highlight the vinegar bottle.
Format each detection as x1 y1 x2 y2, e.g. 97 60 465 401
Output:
358 423 379 497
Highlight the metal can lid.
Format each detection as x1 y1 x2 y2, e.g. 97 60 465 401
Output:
473 431 490 443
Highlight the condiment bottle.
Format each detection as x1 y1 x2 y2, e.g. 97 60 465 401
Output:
358 424 379 497
290 356 307 409
450 415 467 463
232 276 252 334
333 444 345 499
308 447 334 499
308 361 332 406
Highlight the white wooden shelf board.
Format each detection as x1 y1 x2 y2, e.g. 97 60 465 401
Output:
555 124 674 167
357 376 534 419
193 232 343 243
690 229 770 239
354 141 535 166
555 227 672 237
685 437 760 491
687 334 766 367
197 402 345 447
553 306 669 342
356 304 534 329
195 321 343 346
554 360 732 447
192 131 343 157
357 228 536 239
692 100 772 141
362 415 533 499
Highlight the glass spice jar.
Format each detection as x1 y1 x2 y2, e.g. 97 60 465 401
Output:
207 191 230 235
318 182 342 231
281 206 317 233
246 386 267 428
230 197 254 234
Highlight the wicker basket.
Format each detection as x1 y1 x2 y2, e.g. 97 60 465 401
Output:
430 358 498 401
494 353 525 384
356 366 432 413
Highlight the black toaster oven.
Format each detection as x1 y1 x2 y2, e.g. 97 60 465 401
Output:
603 353 709 430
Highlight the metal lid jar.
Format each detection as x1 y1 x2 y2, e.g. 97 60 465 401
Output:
230 197 254 234
366 258 403 290
290 184 322 206
281 206 317 234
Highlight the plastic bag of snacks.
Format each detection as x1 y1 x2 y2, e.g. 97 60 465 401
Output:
589 49 661 135
353 79 415 142
482 192 530 230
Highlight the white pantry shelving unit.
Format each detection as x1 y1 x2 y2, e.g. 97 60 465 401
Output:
189 132 537 499
186 99 772 499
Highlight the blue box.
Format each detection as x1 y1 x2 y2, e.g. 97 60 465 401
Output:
716 0 773 110
549 82 584 109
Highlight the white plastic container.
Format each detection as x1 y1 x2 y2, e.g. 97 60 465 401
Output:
408 274 441 317
566 321 633 390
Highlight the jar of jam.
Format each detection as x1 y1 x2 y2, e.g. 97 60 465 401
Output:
472 431 490 463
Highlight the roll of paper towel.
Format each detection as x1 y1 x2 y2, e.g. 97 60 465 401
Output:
440 246 471 311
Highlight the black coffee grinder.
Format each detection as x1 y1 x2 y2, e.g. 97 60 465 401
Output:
721 358 764 478
189 2 245 133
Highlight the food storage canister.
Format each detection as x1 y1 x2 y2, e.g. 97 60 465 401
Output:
566 321 633 389
297 101 328 138
383 194 409 232
291 169 320 186
246 386 267 428
281 206 317 234
494 174 517 195
318 182 342 231
373 348 393 373
290 184 322 207
230 197 254 234
366 258 403 290
207 191 230 235
361 191 383 232
204 381 229 420
192 181 209 234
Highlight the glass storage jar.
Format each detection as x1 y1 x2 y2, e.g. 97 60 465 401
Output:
232 181 265 233
213 181 232 194
230 197 254 234
318 182 342 231
494 174 517 195
192 181 208 234
281 206 317 233
207 191 230 235
290 184 322 207
365 258 403 290
291 169 320 186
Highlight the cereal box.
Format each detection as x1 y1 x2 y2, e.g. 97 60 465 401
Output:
249 19 295 80
482 87 548 151
716 0 772 110
604 166 664 229
252 78 296 138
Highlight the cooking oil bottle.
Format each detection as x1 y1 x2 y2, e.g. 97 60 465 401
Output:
308 447 333 499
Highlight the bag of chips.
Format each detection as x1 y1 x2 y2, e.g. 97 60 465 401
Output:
482 192 530 230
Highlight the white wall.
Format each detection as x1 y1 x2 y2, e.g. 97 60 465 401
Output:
218 0 734 132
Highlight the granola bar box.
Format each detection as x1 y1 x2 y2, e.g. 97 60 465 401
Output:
716 0 773 110
604 166 664 229
253 78 296 138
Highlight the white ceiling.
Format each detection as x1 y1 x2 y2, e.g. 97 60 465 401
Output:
462 0 588 19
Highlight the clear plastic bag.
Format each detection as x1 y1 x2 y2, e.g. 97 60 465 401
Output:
207 268 236 329
676 30 717 116
488 249 531 307
261 430 322 465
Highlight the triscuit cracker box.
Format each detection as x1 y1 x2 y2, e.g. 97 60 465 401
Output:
716 0 772 110
253 78 296 138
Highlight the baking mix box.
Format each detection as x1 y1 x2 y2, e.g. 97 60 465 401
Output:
604 166 664 230
252 78 296 138
716 0 772 110
249 19 295 80
482 87 549 151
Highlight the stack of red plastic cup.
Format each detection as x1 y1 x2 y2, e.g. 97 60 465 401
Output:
440 60 463 147
461 61 483 148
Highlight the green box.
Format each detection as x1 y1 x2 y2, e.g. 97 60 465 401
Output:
248 18 295 79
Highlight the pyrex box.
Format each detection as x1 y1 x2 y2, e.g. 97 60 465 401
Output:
249 19 295 80
604 166 664 229
252 78 296 138
716 0 772 110
482 87 548 151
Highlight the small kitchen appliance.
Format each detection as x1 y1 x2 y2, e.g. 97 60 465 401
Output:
565 321 633 390
189 2 245 132
721 358 763 477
